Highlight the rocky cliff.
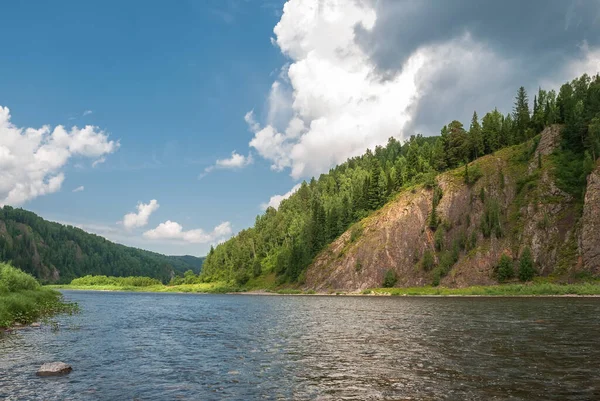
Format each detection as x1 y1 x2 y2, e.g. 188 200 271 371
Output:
305 125 595 291
581 160 600 276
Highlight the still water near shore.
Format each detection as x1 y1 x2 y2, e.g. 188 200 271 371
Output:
1 291 599 400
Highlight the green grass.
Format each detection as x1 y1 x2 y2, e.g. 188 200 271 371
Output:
0 263 78 329
48 274 600 297
365 282 600 296
48 281 238 294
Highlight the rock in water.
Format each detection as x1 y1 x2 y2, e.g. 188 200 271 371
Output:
36 362 72 376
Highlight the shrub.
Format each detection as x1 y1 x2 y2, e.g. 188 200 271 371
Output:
0 263 77 328
382 270 398 288
469 231 478 251
350 225 363 243
252 259 262 277
434 227 445 251
355 259 362 272
422 250 435 271
71 275 161 287
518 247 536 282
496 254 514 282
464 164 483 185
481 198 503 238
234 270 250 286
428 206 439 230
432 269 441 286
0 263 40 292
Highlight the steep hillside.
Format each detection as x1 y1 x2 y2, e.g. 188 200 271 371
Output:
305 125 592 291
0 206 204 283
200 73 600 289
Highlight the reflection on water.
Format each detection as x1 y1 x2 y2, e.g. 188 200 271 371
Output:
1 291 599 400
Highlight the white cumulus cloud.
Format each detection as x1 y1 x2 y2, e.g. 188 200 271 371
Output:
143 220 232 244
261 183 301 210
0 105 119 206
72 186 85 193
200 151 253 178
245 0 426 179
83 110 93 116
122 199 160 230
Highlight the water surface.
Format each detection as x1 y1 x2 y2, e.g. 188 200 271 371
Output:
1 291 599 400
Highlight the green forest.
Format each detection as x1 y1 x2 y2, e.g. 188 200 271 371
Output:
0 207 204 284
200 73 600 286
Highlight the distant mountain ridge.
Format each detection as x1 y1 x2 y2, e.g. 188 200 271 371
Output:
0 206 204 283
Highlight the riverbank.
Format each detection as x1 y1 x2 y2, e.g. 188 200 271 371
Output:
47 280 600 296
0 263 78 330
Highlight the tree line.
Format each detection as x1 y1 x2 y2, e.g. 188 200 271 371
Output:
0 206 204 283
200 73 600 286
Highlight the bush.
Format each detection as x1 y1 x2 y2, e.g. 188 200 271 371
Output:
464 164 483 185
0 263 40 292
496 254 514 282
434 227 445 251
481 198 503 238
519 247 536 282
71 275 161 287
382 270 398 288
422 250 435 271
0 263 77 328
468 231 478 251
252 259 262 277
234 270 250 286
350 225 363 243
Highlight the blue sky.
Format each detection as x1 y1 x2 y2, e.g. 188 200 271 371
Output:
1 0 292 255
1 0 598 256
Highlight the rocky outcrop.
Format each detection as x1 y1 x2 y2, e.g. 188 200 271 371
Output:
581 161 600 275
305 126 594 291
306 187 432 291
36 362 72 376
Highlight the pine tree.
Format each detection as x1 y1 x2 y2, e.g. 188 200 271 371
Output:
513 86 531 142
482 109 502 153
368 160 382 209
468 111 484 160
518 247 535 281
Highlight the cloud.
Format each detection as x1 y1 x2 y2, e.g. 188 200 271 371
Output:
83 110 93 117
241 0 600 181
143 220 233 244
122 199 160 230
72 186 85 193
200 151 253 178
261 183 301 210
0 105 119 206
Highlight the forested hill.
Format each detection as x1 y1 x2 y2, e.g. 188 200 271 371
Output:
0 206 204 283
200 72 600 288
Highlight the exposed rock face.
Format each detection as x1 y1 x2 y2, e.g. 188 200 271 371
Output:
306 188 432 291
581 161 600 275
305 125 590 291
36 362 72 377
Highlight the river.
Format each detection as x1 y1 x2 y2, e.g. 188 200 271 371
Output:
1 291 599 400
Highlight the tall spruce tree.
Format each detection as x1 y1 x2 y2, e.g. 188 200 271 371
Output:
513 86 531 142
469 111 484 160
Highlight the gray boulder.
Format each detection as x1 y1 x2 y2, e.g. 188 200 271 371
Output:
36 362 72 376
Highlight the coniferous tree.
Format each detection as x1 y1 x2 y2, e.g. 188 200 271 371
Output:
513 86 531 142
468 111 484 160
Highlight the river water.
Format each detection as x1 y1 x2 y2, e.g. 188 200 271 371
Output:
1 291 599 400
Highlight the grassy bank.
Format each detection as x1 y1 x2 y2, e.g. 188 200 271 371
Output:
366 281 600 296
47 275 600 296
47 275 237 294
0 263 78 329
